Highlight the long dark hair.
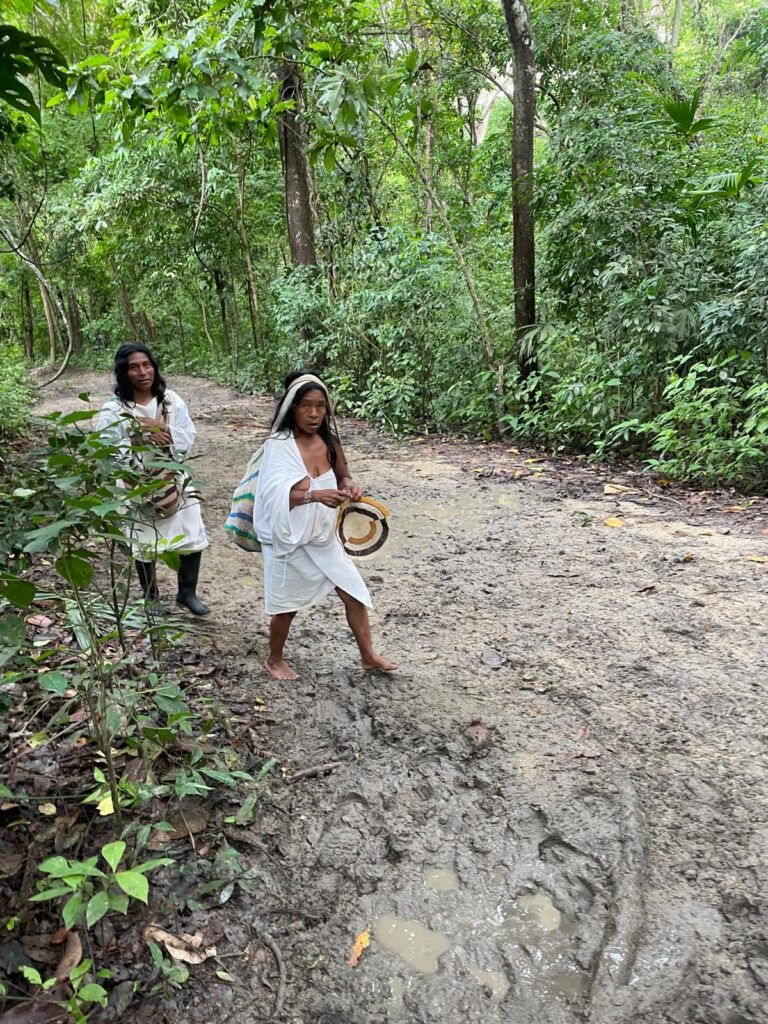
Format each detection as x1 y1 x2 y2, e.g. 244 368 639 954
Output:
113 344 167 404
271 370 337 469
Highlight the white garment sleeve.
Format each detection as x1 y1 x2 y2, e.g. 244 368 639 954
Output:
168 393 196 457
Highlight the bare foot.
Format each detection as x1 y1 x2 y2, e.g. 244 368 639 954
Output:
362 653 399 673
265 656 299 680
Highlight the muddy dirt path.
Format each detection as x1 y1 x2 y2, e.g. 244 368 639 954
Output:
36 372 768 1024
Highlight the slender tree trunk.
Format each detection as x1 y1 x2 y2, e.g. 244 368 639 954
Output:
66 288 83 354
670 0 683 49
23 224 58 362
140 311 157 346
212 267 231 351
277 63 318 268
117 279 141 342
21 274 35 359
236 149 263 346
501 0 537 377
177 308 189 372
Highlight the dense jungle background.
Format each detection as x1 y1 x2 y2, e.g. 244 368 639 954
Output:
1 0 767 487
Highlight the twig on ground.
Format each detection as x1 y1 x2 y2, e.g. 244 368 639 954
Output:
251 920 287 1016
288 761 342 783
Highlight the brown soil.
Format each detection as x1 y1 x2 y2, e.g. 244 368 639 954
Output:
35 371 768 1024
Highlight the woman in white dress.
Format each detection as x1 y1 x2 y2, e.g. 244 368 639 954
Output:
253 371 397 679
97 344 210 616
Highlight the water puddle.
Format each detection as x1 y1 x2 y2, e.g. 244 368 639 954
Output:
469 966 510 1003
423 867 459 892
489 891 588 1000
374 914 451 974
386 977 405 1020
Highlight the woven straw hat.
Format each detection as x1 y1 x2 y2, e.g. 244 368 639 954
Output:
336 497 391 561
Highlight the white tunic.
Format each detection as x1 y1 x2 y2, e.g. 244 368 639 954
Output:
253 434 371 615
96 390 209 559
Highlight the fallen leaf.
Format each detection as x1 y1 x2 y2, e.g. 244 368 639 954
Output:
724 505 745 513
215 969 233 982
26 615 53 629
20 935 58 966
55 930 82 981
0 991 68 1022
747 555 767 563
0 849 25 878
143 926 216 965
39 803 57 817
50 928 68 945
603 516 624 528
347 929 370 968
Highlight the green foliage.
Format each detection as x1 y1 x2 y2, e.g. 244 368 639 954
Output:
0 348 30 434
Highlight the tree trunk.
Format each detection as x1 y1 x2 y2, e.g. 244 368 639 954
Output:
213 267 231 351
140 311 157 346
21 274 35 359
22 224 58 362
236 148 263 347
501 0 537 377
277 63 318 268
66 288 83 354
117 279 141 342
670 0 683 49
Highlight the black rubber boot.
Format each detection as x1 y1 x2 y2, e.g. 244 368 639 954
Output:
176 553 210 616
135 561 168 616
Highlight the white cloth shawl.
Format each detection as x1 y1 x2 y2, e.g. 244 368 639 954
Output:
97 389 208 557
253 434 371 614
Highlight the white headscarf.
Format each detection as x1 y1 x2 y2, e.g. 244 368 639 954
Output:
271 374 332 435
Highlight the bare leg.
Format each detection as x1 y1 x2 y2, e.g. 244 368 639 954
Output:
265 611 299 680
335 588 398 672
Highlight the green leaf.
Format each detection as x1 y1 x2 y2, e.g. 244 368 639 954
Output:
38 671 69 695
62 891 85 928
85 890 109 928
0 613 25 650
323 146 336 173
20 965 43 986
0 577 36 608
28 885 73 902
38 855 71 876
131 857 172 874
55 555 94 589
101 840 126 873
115 870 149 903
109 892 129 914
78 983 108 1004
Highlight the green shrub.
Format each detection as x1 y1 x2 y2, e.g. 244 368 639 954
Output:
0 348 30 435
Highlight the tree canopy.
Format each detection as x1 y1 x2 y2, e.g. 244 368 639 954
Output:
1 0 767 487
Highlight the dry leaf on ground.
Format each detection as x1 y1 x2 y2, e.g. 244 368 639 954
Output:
143 926 217 965
55 930 82 981
603 516 624 528
346 929 370 967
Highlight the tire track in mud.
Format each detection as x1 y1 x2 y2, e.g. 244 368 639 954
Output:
36 373 768 1024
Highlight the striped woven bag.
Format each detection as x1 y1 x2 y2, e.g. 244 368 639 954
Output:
224 447 264 552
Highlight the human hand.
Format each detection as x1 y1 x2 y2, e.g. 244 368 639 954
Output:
312 488 351 508
137 417 172 446
338 476 363 501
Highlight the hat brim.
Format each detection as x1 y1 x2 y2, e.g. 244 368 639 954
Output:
337 497 391 561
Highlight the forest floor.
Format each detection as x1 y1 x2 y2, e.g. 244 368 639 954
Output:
34 371 768 1024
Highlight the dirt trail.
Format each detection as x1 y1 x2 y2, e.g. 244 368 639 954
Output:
36 372 768 1024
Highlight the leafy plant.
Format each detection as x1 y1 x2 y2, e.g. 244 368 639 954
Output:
30 841 172 930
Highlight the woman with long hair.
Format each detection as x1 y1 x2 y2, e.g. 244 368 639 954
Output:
97 343 210 615
253 370 396 679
